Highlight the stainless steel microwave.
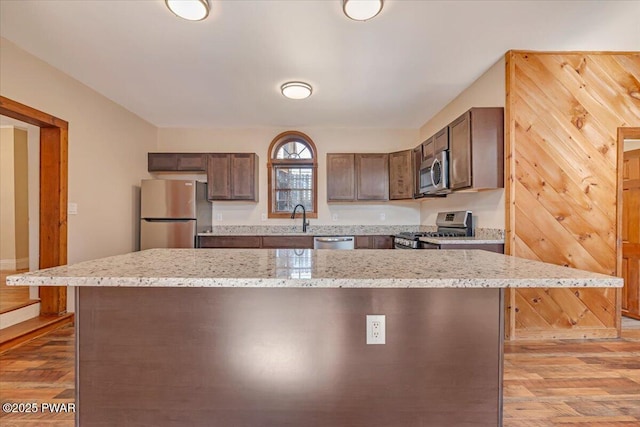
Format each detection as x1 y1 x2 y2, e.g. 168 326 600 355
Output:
419 151 449 194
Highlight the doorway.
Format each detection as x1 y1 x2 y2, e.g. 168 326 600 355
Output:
619 127 640 330
0 118 39 321
0 96 68 316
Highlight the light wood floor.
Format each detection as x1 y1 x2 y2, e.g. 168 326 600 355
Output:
1 325 639 426
0 269 34 314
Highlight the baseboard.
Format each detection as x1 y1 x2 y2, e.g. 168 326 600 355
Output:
507 327 619 341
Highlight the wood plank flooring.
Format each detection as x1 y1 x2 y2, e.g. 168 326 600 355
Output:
1 324 639 426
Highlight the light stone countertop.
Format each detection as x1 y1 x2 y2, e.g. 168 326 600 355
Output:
419 236 505 245
7 248 621 289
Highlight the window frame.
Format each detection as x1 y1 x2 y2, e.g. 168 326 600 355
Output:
267 131 318 219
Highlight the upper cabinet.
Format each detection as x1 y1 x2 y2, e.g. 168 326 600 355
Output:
356 154 389 201
327 153 356 201
327 153 389 201
148 153 207 172
389 149 413 200
206 153 258 201
449 107 504 191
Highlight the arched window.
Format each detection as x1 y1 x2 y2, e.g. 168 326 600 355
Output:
267 131 318 218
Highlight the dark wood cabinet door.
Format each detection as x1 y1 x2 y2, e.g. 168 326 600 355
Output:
354 236 372 249
198 236 261 248
207 154 231 200
449 112 472 190
434 127 449 152
230 153 257 201
148 153 178 171
177 153 206 171
261 236 313 249
356 154 389 201
422 137 435 161
327 154 356 201
389 150 413 200
372 235 393 249
355 235 393 249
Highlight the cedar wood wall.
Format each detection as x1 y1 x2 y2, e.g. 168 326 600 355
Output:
505 51 640 340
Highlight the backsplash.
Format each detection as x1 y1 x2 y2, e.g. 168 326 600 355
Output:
419 225 505 240
199 224 505 239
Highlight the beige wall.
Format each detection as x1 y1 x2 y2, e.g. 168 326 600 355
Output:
0 127 29 269
13 128 29 264
417 58 506 229
1 128 17 265
1 38 158 311
157 128 421 225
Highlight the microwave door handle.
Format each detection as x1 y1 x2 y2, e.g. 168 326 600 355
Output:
430 163 436 186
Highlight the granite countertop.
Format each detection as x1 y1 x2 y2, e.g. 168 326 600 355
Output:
419 236 505 245
7 248 621 289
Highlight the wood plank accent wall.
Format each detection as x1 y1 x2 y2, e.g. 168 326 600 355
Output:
505 51 640 340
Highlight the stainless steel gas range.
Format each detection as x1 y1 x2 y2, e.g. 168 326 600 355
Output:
394 211 473 249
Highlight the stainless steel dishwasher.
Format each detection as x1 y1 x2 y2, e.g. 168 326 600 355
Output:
313 236 355 250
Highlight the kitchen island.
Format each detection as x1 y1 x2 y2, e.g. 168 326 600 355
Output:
8 249 622 427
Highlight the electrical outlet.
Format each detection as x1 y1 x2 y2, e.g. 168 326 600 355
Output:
215 213 223 221
366 315 386 345
332 213 338 221
261 213 267 221
379 213 386 221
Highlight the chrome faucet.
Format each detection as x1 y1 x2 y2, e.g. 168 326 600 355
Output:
291 204 310 233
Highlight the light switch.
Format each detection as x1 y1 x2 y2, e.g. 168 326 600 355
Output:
68 203 78 215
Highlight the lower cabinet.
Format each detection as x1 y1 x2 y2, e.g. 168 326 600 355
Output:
421 242 504 253
261 236 314 249
198 235 393 249
355 235 394 249
198 236 261 248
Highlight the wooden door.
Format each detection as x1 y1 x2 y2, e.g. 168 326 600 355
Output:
622 149 640 319
356 154 389 201
327 154 355 201
207 154 231 200
389 150 413 200
449 112 472 190
230 153 257 200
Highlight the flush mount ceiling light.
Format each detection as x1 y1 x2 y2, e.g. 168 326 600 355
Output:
343 0 384 21
165 0 210 21
281 82 313 100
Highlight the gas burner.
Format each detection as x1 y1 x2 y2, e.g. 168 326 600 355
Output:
393 211 473 249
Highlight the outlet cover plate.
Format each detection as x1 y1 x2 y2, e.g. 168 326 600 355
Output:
366 314 386 345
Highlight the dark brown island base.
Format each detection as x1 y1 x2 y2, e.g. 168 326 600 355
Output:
8 249 621 427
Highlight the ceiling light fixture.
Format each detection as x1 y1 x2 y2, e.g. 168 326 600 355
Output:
165 0 210 21
281 82 313 100
343 0 384 21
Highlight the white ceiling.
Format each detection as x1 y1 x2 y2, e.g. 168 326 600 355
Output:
1 1 639 129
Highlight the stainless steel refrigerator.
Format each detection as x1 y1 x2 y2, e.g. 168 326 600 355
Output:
140 179 211 250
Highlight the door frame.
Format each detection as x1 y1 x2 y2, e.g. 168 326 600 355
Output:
617 127 640 323
0 96 68 315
